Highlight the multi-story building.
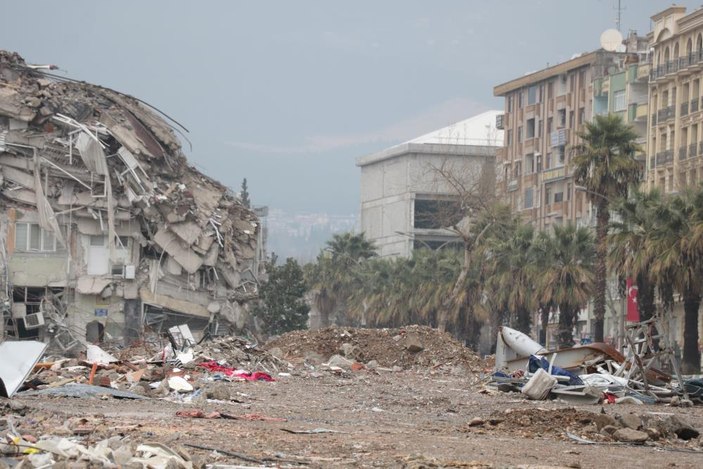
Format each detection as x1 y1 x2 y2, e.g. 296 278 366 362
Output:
647 5 703 192
0 51 261 348
356 111 502 258
493 37 652 346
493 50 641 231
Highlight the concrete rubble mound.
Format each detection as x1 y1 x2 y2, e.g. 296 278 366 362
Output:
264 325 487 373
0 50 261 347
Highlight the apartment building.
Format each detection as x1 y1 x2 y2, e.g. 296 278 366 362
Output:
493 50 636 230
356 111 502 258
647 6 703 192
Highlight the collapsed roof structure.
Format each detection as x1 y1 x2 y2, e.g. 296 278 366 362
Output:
0 51 262 348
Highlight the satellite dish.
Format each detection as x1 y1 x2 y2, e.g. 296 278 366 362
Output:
600 29 624 52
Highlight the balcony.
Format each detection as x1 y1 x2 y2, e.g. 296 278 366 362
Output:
656 106 675 122
636 63 650 81
692 98 699 114
681 101 689 117
690 142 698 159
679 146 687 160
655 150 674 166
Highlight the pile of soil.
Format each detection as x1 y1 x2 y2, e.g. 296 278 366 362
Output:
264 325 486 372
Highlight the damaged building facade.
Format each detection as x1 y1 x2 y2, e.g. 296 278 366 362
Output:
0 51 261 348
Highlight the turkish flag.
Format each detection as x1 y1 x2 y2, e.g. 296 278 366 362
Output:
626 277 640 322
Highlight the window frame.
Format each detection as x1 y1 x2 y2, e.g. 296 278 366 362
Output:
15 223 57 252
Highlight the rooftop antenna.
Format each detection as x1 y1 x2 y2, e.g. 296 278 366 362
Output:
614 0 625 32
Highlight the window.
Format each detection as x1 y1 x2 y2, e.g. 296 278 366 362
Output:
525 153 535 174
528 86 539 105
526 119 535 139
414 199 462 229
518 126 523 142
507 129 513 146
554 192 564 203
613 90 626 112
558 109 566 127
547 117 553 133
579 107 585 125
507 96 513 113
536 154 543 172
15 223 57 252
538 119 543 137
518 92 523 108
546 153 552 169
524 188 534 209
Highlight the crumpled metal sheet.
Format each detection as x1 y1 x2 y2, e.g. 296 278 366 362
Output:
0 340 48 398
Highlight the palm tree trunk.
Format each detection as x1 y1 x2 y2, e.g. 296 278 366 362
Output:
593 202 609 342
514 306 531 335
636 273 656 322
439 244 471 332
539 304 550 346
557 303 575 349
682 290 701 374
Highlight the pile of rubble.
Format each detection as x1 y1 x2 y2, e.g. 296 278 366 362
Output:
265 325 487 373
465 407 702 449
1 49 261 348
488 324 702 406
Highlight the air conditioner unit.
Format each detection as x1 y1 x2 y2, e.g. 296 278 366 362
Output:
23 312 45 329
111 264 125 277
124 264 136 279
11 303 27 319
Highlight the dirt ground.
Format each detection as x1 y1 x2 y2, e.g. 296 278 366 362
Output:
3 326 703 468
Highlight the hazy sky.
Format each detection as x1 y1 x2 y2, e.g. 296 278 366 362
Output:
1 1 700 215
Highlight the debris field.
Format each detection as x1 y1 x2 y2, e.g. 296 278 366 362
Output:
2 326 703 468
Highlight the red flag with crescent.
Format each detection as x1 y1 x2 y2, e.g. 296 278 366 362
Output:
626 277 640 322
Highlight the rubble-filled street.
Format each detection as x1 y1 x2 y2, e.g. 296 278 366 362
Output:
2 326 703 468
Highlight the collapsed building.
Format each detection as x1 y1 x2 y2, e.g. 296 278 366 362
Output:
0 51 262 349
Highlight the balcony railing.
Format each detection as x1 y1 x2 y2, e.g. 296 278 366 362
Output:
655 150 674 166
690 143 698 159
692 98 699 113
650 50 703 79
657 106 675 122
681 102 689 116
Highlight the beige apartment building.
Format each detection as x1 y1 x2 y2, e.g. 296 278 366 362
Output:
493 50 639 230
647 6 703 191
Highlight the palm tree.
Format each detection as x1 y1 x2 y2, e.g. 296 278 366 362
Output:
485 221 539 334
647 189 702 373
571 113 641 342
537 223 596 348
609 189 664 322
306 232 376 327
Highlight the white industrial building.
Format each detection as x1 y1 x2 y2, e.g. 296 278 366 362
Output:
356 110 504 258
